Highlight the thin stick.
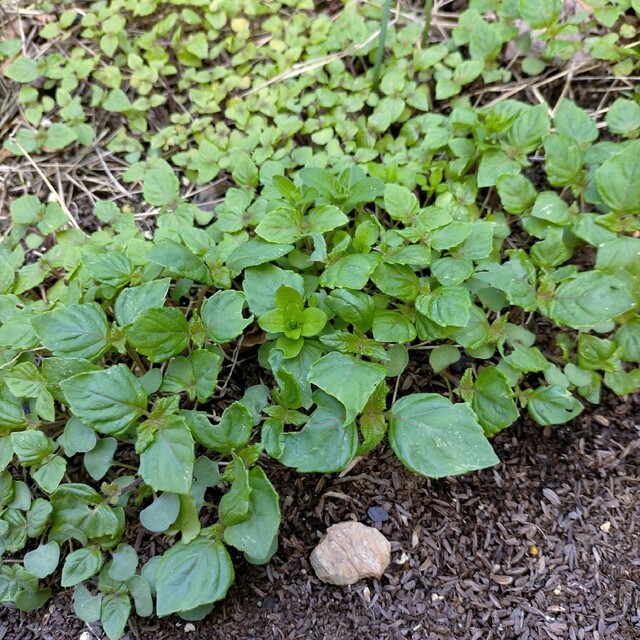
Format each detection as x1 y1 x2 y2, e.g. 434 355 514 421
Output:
11 138 83 231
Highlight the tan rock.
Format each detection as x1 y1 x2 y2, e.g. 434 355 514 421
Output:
310 521 391 585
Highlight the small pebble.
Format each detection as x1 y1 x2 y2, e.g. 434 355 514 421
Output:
367 506 389 522
184 623 196 633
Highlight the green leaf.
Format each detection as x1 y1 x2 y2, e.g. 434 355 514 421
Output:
298 167 337 197
595 144 640 215
543 134 583 187
219 456 251 526
108 543 138 582
357 382 388 455
431 222 472 250
140 493 181 532
372 310 417 343
502 344 550 372
25 498 52 538
5 362 43 398
147 241 212 284
389 393 499 478
604 368 640 395
615 318 640 362
44 124 77 150
103 89 132 112
226 240 294 277
114 279 171 326
472 367 519 436
554 99 598 145
201 290 253 343
280 391 356 472
85 253 134 288
190 349 222 402
605 98 640 138
325 289 375 333
32 456 66 494
595 237 640 275
126 307 190 362
431 257 473 287
429 345 461 373
32 303 110 360
4 58 40 83
307 205 349 235
454 60 484 86
127 575 153 617
477 151 520 188
416 286 471 328
384 184 419 221
518 0 561 28
523 385 583 425
255 208 303 244
61 547 103 587
232 153 259 188
11 431 53 466
60 364 147 435
187 402 252 454
23 541 60 579
243 265 304 316
474 252 537 311
223 466 280 564
509 103 550 153
531 191 571 225
156 538 234 616
168 494 200 544
15 588 51 613
319 254 380 289
73 584 103 623
143 167 180 207
577 334 619 372
84 438 117 481
0 385 28 431
371 263 420 302
194 456 222 487
9 195 43 224
161 350 221 403
545 272 635 330
496 174 536 214
308 353 386 424
139 415 194 494
101 592 131 640
269 342 322 410
41 358 101 405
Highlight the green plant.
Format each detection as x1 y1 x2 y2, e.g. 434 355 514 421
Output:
1 0 639 635
2 0 637 181
1 97 640 636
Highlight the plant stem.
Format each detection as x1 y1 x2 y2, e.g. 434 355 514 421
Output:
126 345 147 374
195 284 209 313
421 0 433 48
372 0 393 91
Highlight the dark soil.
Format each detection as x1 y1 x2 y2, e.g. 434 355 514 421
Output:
3 390 639 640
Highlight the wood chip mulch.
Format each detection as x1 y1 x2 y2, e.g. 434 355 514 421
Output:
2 391 639 640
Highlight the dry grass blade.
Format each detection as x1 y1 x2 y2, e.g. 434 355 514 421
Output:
240 25 390 98
11 139 83 231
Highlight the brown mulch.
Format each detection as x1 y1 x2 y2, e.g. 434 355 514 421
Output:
2 390 639 640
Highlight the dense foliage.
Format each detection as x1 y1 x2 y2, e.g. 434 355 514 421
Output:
1 0 639 180
0 0 639 638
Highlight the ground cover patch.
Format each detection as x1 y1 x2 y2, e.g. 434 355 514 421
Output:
0 0 639 637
